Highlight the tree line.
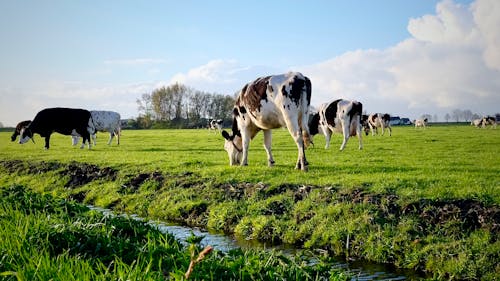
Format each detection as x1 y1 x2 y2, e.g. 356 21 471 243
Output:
130 83 235 129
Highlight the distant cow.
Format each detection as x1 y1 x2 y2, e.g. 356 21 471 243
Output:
414 118 428 128
72 110 121 145
19 107 95 149
221 72 312 171
208 119 223 133
471 119 483 128
367 113 392 136
482 116 497 128
308 99 363 150
11 120 31 142
361 114 370 136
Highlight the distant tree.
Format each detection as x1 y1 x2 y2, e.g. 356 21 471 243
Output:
433 114 438 122
0 122 3 128
452 109 463 122
471 113 481 120
444 113 451 123
463 110 473 122
421 114 433 122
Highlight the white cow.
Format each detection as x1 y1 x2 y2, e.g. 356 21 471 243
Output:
414 118 428 128
367 113 392 136
73 110 121 146
221 72 312 171
308 99 363 150
471 119 483 128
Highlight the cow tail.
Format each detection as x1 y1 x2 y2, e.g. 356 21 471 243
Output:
88 114 96 135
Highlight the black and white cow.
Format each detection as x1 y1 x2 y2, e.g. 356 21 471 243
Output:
221 72 312 171
72 110 121 145
209 119 223 133
308 99 363 150
19 107 95 149
11 120 31 142
482 116 497 128
367 113 392 136
361 114 370 136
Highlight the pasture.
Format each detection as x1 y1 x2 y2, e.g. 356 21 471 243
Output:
1 124 499 279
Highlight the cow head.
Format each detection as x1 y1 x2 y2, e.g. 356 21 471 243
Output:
18 127 34 144
222 130 242 166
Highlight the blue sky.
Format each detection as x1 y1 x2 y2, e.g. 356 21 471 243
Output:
1 0 498 126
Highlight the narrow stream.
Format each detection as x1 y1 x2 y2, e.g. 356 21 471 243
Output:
89 206 422 280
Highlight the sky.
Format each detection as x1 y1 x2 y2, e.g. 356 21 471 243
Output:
1 0 499 127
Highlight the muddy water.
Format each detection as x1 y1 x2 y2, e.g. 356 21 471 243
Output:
89 206 421 280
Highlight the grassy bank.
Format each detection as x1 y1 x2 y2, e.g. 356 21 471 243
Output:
1 125 499 279
0 185 347 280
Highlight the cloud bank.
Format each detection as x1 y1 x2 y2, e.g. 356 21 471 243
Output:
170 0 500 119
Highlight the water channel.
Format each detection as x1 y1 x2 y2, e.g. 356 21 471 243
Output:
89 206 423 280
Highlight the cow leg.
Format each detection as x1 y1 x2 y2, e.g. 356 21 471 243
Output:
116 128 120 145
108 131 114 145
381 124 385 136
240 132 251 166
356 123 363 150
323 125 332 149
388 126 392 136
339 119 350 151
44 135 51 150
263 130 275 167
284 120 307 171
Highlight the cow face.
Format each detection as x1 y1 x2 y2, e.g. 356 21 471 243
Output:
18 128 33 144
222 130 242 166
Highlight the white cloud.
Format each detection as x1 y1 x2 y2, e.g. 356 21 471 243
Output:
169 59 283 94
302 0 500 119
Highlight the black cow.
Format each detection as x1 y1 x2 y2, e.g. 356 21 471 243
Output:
19 107 95 149
11 120 31 142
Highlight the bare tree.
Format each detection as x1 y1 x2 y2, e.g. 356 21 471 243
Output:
444 113 451 123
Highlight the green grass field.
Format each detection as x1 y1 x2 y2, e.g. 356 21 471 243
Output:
1 125 499 279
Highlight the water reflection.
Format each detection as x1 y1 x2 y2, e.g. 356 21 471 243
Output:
89 206 420 280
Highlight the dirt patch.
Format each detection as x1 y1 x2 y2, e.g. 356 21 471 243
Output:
0 160 63 174
119 171 163 194
59 162 117 188
403 198 500 236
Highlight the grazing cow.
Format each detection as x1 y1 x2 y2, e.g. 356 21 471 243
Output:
482 116 497 128
208 119 223 133
11 120 31 142
471 119 483 128
19 107 95 149
414 118 428 128
221 72 312 171
361 114 370 136
367 113 392 136
308 99 363 150
72 110 121 145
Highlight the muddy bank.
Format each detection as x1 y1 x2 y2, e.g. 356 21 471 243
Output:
1 159 498 238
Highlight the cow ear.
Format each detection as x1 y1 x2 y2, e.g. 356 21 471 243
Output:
222 130 231 140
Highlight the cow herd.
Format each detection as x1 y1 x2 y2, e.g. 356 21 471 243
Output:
11 72 497 171
11 108 121 150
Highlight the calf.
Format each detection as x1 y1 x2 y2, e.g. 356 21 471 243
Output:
367 113 392 136
11 120 31 142
308 99 363 150
19 107 95 149
221 72 312 171
414 118 428 128
72 110 121 145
